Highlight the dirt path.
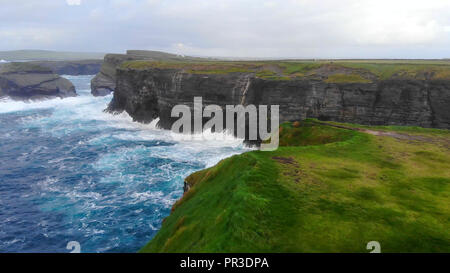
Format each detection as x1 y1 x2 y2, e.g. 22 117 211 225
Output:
358 128 433 141
313 121 436 142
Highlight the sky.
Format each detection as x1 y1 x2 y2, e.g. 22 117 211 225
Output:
1 0 450 58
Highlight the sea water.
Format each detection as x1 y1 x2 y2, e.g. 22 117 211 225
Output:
0 75 249 253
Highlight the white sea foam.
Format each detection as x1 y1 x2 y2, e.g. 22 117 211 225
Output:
0 95 98 114
1 90 250 175
1 75 251 253
130 191 164 202
0 87 249 151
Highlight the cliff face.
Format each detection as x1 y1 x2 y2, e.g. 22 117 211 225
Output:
107 67 450 131
91 54 139 96
0 62 76 100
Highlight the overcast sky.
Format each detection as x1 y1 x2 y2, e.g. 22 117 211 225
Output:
1 0 450 58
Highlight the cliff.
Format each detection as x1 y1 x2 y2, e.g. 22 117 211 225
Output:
0 62 76 100
31 60 102 75
91 53 140 96
91 50 216 96
107 61 450 131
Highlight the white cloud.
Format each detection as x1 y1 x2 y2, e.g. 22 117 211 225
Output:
1 0 450 58
66 0 81 6
0 27 66 48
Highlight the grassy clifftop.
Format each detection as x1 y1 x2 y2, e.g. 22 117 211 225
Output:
0 62 53 74
121 59 450 81
141 120 450 253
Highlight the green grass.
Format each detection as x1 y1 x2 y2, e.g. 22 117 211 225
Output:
325 73 372 83
0 62 52 73
321 119 450 137
278 121 356 146
335 62 450 80
120 59 450 81
141 120 450 253
120 60 258 73
278 62 322 76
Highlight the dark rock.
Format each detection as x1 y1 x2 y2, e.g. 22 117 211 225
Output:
183 181 191 193
91 54 138 96
0 62 76 101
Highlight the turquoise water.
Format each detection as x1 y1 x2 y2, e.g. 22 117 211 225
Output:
0 75 248 253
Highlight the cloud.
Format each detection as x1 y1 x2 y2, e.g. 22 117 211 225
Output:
66 0 81 6
0 27 66 49
1 0 449 58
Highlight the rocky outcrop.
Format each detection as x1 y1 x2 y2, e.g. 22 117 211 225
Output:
91 50 213 96
91 54 138 96
0 62 76 100
31 60 102 75
107 67 450 132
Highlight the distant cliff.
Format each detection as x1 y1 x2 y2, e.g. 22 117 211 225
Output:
0 50 105 61
106 61 450 131
91 50 216 96
31 60 102 76
0 62 76 100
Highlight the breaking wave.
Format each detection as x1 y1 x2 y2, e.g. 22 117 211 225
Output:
0 75 250 253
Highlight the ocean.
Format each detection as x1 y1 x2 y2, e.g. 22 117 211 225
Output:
0 75 248 253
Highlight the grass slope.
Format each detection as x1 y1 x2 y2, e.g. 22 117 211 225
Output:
141 120 450 253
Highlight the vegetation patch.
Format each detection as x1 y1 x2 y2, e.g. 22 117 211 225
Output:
141 119 450 253
325 73 372 83
0 62 52 74
120 59 450 81
120 60 258 73
279 62 322 76
335 61 450 80
322 119 450 137
278 120 355 146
